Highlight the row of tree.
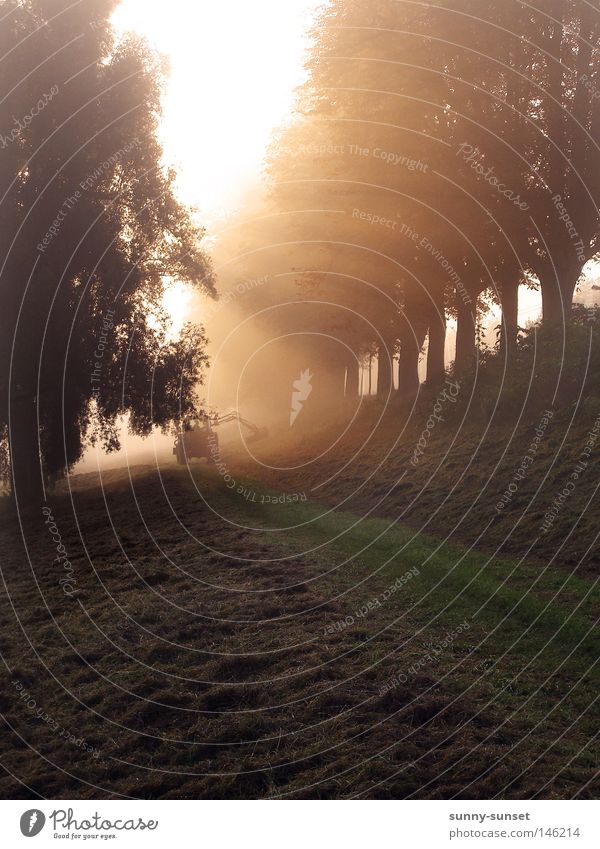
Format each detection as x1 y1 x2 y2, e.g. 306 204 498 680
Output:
227 0 600 407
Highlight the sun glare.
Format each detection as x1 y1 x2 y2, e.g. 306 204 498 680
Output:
112 0 320 330
112 0 320 220
161 281 192 338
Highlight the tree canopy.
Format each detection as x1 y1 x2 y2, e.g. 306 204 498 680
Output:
226 0 600 406
0 0 214 500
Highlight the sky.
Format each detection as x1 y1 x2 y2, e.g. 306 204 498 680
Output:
112 0 321 222
76 0 321 471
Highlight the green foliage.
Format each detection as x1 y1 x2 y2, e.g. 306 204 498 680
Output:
459 305 600 418
0 0 214 491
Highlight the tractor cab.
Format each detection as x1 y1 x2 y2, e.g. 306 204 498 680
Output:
173 410 268 466
173 416 219 465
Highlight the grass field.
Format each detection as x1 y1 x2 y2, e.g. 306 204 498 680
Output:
0 461 598 799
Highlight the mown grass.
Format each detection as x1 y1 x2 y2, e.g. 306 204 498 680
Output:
194 468 600 740
200 467 598 649
0 464 597 799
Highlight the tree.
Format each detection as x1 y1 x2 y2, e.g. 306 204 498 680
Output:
225 0 600 420
0 0 214 503
525 0 600 323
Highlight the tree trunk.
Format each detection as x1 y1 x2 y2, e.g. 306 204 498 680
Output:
539 264 582 405
426 308 446 386
500 281 519 363
546 10 569 193
541 282 562 325
399 325 426 400
455 297 477 375
377 340 394 398
397 301 427 400
541 265 580 325
345 356 359 398
399 343 419 399
9 396 45 508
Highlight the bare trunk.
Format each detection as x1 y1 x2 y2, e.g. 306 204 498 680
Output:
10 396 44 508
541 266 580 325
345 356 359 398
426 307 446 386
500 281 519 362
547 12 569 194
399 325 426 400
455 297 477 375
377 340 394 398
399 343 419 399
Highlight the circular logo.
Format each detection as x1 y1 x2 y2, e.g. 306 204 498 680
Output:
20 810 46 837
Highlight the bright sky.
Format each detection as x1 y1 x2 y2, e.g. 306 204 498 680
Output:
111 0 596 335
113 0 320 222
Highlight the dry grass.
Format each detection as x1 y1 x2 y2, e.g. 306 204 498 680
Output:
0 452 598 799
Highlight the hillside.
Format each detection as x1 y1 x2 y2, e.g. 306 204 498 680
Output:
237 396 600 577
0 424 598 798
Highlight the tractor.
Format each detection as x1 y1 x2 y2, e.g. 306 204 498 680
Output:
173 412 268 465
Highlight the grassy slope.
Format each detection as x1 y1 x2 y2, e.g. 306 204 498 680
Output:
237 397 600 576
0 463 598 799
